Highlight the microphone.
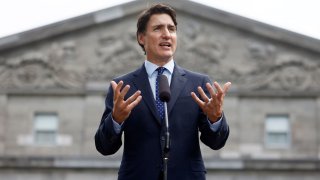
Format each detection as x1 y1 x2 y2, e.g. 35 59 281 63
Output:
159 74 171 102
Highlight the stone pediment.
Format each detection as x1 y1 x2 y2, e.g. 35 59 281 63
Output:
0 0 319 95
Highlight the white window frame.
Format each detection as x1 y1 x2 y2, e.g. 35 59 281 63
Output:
33 113 58 146
264 114 291 149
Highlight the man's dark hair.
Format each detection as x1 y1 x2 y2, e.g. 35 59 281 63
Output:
136 3 177 54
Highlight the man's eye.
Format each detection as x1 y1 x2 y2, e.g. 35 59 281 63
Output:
169 28 176 32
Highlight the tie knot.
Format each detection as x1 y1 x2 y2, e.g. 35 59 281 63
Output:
156 67 166 75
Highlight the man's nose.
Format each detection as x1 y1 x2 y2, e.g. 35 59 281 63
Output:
161 28 171 39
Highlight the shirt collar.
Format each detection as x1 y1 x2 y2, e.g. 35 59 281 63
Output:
144 59 174 77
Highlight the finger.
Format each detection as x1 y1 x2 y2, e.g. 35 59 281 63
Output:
213 81 224 94
197 86 210 103
119 85 130 100
111 81 118 101
114 81 124 98
223 82 232 93
125 90 141 105
213 81 226 100
111 81 117 91
191 92 205 108
205 83 216 99
127 95 142 110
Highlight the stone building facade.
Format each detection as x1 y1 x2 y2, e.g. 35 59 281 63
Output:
0 0 320 179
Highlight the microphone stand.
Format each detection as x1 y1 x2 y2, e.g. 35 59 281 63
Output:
158 74 170 180
163 102 170 180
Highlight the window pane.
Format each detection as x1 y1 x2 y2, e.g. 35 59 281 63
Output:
34 113 58 145
34 114 58 130
266 116 289 132
265 115 290 148
267 132 288 144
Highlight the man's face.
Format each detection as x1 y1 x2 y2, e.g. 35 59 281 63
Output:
138 13 177 64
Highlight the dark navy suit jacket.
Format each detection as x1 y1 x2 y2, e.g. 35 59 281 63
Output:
95 64 229 180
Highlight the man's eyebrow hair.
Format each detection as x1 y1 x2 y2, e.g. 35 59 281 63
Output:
152 24 163 27
151 24 175 27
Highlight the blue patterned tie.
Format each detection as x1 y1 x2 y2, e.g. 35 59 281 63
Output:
155 67 166 121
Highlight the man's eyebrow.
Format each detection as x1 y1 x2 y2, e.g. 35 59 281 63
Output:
151 24 176 28
151 24 163 27
151 24 165 27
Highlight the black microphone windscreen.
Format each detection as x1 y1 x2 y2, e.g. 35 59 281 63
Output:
159 75 171 102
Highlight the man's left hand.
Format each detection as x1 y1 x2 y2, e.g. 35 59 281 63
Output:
191 81 231 123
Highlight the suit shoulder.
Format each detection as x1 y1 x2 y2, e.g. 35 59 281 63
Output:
182 68 210 80
112 68 140 82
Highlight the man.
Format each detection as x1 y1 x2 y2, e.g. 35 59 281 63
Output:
95 3 231 180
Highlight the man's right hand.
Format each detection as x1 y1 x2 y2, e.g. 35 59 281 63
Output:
111 80 142 124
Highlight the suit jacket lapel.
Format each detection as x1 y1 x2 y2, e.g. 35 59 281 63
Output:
132 64 162 125
168 65 187 115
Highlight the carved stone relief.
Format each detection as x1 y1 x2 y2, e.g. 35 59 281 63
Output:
175 19 229 79
235 42 320 91
87 28 144 81
50 41 77 63
0 41 84 90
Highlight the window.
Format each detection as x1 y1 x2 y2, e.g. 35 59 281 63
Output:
34 113 58 145
265 115 290 148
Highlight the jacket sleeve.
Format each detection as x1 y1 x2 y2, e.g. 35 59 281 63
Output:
95 83 123 155
198 76 230 150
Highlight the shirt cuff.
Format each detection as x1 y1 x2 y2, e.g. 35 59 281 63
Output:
111 116 123 134
207 113 223 132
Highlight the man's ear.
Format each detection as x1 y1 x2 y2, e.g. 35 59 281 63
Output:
137 33 145 45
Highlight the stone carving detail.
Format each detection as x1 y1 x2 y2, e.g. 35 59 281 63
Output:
87 29 144 81
0 41 84 90
51 41 77 62
186 35 227 64
236 42 320 91
176 36 228 81
175 20 228 78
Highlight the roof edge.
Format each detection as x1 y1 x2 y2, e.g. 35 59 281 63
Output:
0 1 145 52
0 0 320 54
170 0 320 54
